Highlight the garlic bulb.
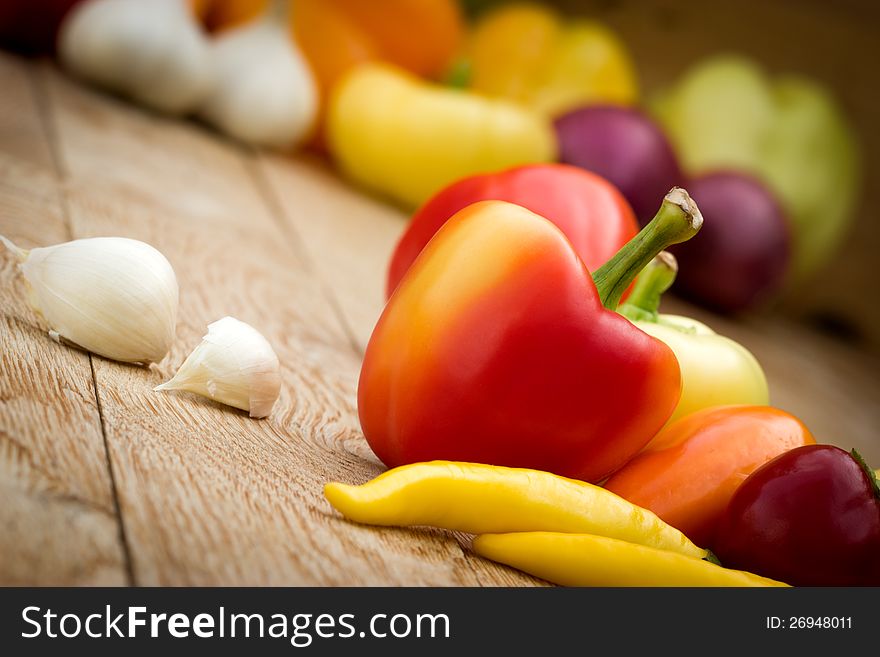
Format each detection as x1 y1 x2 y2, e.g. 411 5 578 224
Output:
198 0 318 148
58 0 214 114
1 235 178 364
155 317 281 418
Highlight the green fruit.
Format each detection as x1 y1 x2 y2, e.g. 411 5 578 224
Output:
653 55 860 279
655 56 775 174
758 77 860 277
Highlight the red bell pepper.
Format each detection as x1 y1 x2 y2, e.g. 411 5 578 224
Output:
386 163 639 298
360 188 703 483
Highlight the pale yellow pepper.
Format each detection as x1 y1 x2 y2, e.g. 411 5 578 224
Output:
473 532 789 587
465 2 638 117
328 63 556 208
621 253 769 424
324 461 706 559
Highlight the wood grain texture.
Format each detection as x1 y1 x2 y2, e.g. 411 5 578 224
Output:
36 59 539 586
0 54 126 585
259 153 407 351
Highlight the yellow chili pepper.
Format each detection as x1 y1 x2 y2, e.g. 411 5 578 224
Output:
327 63 557 208
465 2 638 117
473 532 789 587
324 461 706 559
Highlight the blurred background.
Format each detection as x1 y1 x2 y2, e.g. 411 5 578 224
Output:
1 0 877 352
537 0 880 353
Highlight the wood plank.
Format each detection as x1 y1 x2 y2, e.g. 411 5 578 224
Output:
259 154 407 351
0 54 127 585
39 60 538 585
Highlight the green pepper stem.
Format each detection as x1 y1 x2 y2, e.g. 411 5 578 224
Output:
851 450 880 500
618 251 678 322
593 187 702 311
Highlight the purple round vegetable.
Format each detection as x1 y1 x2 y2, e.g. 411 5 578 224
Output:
554 105 685 224
671 172 791 312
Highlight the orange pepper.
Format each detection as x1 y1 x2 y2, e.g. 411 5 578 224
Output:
318 0 462 80
603 406 815 548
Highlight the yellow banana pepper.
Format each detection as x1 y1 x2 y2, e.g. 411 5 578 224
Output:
464 2 638 117
324 461 706 559
473 532 788 587
621 253 769 424
328 63 556 208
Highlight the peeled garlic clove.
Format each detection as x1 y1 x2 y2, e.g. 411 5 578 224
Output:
155 316 281 418
1 235 178 364
198 0 318 148
59 0 215 115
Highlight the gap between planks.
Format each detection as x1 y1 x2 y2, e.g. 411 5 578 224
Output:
28 62 137 586
0 53 126 585
244 156 363 358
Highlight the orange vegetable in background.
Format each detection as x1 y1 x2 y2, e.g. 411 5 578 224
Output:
194 0 462 144
321 0 463 80
464 2 638 117
293 0 376 104
603 406 815 548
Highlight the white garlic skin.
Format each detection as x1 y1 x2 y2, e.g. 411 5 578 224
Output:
7 236 178 364
58 0 215 115
155 317 281 418
198 0 318 148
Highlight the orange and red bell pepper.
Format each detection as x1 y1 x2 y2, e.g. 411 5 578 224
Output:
359 188 703 483
604 405 815 547
386 164 639 298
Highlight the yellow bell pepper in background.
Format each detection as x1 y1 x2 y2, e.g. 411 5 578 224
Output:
620 253 769 424
324 461 707 559
473 532 788 587
464 2 638 117
328 64 556 208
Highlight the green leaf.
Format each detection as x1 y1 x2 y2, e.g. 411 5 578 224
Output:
850 449 880 499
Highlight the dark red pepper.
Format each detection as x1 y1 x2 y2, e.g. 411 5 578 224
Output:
714 444 880 586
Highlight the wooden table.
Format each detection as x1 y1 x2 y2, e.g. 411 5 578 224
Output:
1 52 878 586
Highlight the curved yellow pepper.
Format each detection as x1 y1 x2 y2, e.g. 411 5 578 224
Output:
328 63 556 208
473 532 789 587
324 461 706 559
465 2 638 117
621 253 769 424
